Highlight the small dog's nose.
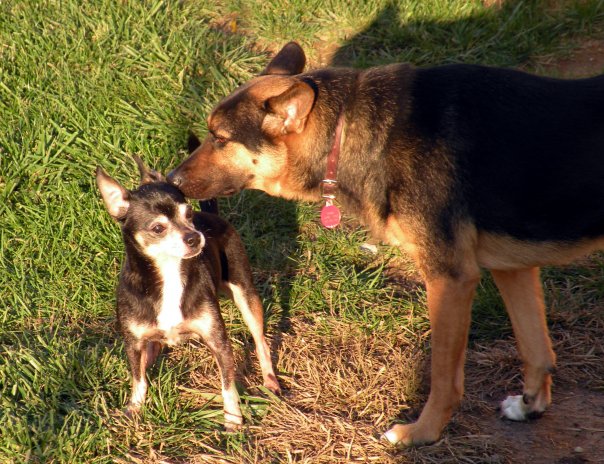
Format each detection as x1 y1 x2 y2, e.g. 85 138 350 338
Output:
167 170 181 186
184 231 201 248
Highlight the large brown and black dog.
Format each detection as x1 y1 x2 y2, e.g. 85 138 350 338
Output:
168 42 604 446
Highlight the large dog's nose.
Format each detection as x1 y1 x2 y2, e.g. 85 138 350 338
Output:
167 169 182 186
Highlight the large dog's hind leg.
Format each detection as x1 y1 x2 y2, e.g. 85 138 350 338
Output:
383 273 479 446
491 267 556 420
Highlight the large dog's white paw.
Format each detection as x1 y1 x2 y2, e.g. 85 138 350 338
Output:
380 422 442 447
382 427 401 445
500 395 527 421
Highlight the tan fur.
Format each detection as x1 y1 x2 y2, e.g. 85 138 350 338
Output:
477 232 604 269
382 215 421 261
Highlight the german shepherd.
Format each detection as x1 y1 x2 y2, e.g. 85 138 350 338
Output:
168 42 604 446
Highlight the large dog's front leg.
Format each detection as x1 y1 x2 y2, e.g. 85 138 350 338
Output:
384 274 479 446
491 268 555 420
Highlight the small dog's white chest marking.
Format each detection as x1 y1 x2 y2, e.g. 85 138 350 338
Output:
155 258 184 339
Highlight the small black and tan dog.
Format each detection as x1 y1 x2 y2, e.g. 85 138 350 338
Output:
168 42 604 445
96 157 280 431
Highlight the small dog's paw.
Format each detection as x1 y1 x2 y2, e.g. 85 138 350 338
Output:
264 374 282 396
122 404 141 420
224 421 242 433
223 411 243 433
500 395 527 421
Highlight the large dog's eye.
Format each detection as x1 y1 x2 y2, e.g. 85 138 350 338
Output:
151 223 166 234
211 132 229 147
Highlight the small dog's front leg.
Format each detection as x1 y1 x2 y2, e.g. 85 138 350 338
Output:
207 337 242 431
124 341 150 417
190 309 243 431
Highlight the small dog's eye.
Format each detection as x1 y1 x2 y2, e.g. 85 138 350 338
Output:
151 224 165 234
185 206 193 220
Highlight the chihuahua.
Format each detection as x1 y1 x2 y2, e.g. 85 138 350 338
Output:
96 156 280 431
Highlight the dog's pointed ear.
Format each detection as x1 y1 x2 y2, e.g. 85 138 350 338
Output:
264 80 315 134
261 42 306 76
96 167 130 220
187 132 202 154
133 155 165 184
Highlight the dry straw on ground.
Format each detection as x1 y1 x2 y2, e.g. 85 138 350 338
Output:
112 298 604 463
111 249 604 463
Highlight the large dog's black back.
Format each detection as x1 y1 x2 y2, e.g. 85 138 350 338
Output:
412 65 604 241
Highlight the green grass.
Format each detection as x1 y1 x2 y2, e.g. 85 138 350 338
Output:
2 0 604 462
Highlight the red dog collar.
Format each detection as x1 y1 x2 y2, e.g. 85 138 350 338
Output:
320 115 345 228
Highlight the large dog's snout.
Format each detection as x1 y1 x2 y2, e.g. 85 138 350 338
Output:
167 169 182 187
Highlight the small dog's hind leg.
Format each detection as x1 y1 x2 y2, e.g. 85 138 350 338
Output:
491 267 556 420
225 282 281 395
221 234 281 394
191 308 243 431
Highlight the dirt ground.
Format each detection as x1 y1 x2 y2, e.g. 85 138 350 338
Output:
459 307 604 464
469 387 604 464
533 36 604 78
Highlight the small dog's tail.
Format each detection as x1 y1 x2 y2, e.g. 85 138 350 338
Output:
188 132 219 215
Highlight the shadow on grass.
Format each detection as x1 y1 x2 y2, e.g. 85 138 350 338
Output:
330 0 603 68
